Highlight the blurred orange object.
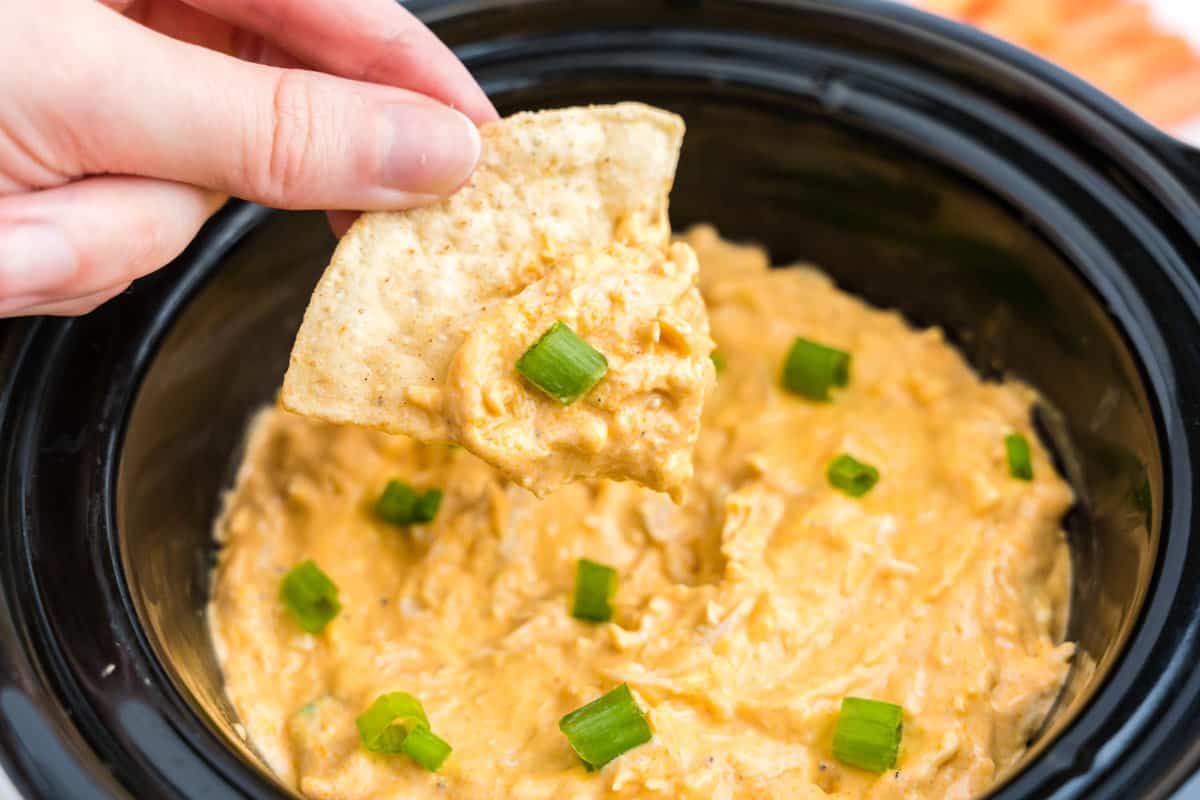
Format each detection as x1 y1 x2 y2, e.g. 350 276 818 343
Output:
913 0 1200 128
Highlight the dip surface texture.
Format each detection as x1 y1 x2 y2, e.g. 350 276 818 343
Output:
445 240 713 500
210 226 1074 800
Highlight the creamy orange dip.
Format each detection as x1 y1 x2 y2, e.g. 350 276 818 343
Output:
209 225 1074 800
445 240 713 500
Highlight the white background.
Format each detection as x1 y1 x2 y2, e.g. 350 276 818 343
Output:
1148 0 1200 142
1147 0 1200 38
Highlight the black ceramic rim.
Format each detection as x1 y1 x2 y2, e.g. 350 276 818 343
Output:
3 1 1200 798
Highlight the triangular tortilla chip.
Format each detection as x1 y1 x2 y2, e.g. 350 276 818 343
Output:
281 103 685 441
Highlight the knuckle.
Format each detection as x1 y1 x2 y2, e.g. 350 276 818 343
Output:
249 71 320 204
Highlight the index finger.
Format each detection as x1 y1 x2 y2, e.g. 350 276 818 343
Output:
182 0 498 124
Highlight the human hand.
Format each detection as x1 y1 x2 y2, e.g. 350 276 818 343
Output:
0 0 497 317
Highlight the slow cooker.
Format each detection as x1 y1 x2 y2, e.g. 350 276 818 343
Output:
2 0 1200 797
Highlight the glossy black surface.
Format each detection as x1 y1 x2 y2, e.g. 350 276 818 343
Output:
2 1 1200 798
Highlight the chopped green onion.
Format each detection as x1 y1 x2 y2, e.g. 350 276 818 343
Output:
401 725 453 771
279 560 340 634
356 692 430 754
1005 433 1033 481
376 480 442 525
781 337 851 401
376 480 417 524
356 693 453 772
413 489 443 524
559 683 652 769
832 697 903 773
710 350 727 373
827 454 879 497
572 559 617 623
516 321 608 405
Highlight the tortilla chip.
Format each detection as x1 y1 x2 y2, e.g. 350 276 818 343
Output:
280 103 686 440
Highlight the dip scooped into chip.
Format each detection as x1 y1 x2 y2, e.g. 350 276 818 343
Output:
280 103 715 498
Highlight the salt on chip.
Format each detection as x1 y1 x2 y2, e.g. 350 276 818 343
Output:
280 103 686 441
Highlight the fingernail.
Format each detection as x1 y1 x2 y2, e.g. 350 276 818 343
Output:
379 103 481 196
0 223 77 296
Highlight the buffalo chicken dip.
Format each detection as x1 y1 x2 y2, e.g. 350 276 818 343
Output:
209 223 1073 800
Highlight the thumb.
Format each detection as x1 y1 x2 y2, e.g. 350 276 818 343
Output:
43 2 482 210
